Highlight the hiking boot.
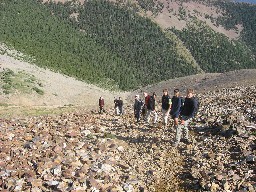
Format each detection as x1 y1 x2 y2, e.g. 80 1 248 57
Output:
181 139 191 145
153 122 158 127
172 142 179 148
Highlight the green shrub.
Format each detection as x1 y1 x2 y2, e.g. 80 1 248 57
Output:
104 133 116 139
32 87 44 95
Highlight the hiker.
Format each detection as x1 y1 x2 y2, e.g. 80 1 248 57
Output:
161 89 171 126
114 97 119 115
134 95 143 122
99 96 105 114
118 97 123 115
142 92 151 120
173 88 198 147
170 89 183 130
146 92 158 124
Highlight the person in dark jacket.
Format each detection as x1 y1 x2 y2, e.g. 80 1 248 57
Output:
118 97 123 115
170 89 183 129
99 96 105 114
134 95 143 122
114 97 119 115
161 89 171 126
146 92 158 124
173 88 197 147
142 92 151 120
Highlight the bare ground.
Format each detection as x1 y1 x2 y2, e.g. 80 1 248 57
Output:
130 69 256 100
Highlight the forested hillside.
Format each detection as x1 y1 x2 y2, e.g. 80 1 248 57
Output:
214 0 256 54
170 20 255 72
0 0 129 90
0 0 255 91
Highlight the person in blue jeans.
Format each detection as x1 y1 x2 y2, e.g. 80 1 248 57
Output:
173 88 198 147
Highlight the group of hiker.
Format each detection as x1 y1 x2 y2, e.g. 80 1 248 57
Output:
134 88 199 147
98 88 199 147
114 97 123 115
98 96 124 115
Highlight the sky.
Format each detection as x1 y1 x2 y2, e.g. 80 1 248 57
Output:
234 0 256 4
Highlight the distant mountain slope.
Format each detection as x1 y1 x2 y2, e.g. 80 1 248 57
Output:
43 0 201 87
0 51 125 107
0 0 255 91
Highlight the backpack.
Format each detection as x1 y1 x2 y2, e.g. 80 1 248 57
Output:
193 96 200 116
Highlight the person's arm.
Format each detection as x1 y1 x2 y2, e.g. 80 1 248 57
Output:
134 101 136 111
153 99 156 111
167 97 172 114
191 98 198 118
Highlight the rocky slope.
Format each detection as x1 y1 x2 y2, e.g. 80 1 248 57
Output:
0 83 255 191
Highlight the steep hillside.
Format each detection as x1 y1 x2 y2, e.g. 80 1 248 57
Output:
0 0 199 91
0 0 255 91
44 0 255 74
0 49 127 110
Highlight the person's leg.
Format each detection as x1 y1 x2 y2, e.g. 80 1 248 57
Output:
183 119 190 140
173 116 187 146
162 109 168 125
181 116 191 142
174 124 182 146
117 107 120 115
171 113 179 129
173 117 179 131
153 111 158 124
143 108 148 121
174 117 179 126
146 110 151 123
137 110 140 122
120 106 123 115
